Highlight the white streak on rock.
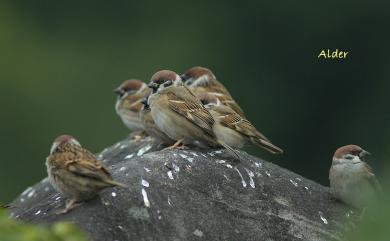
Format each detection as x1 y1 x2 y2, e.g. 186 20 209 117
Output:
21 187 33 196
172 163 180 172
319 211 328 224
142 179 150 187
289 179 298 187
193 229 204 237
167 171 174 180
142 188 150 207
216 160 226 164
245 168 255 188
235 168 247 188
27 189 35 198
125 154 134 160
179 154 188 159
137 144 152 156
168 196 173 206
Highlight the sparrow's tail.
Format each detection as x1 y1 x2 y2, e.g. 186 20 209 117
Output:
106 179 128 188
251 137 284 155
218 141 241 160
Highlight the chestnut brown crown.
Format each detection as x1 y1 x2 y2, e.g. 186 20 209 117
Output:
333 144 369 159
148 70 180 91
150 70 178 84
50 135 81 154
181 66 216 84
114 79 145 96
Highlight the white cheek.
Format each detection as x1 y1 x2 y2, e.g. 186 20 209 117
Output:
70 139 81 146
50 142 59 154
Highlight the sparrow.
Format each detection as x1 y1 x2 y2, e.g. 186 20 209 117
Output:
114 79 152 140
181 66 245 117
139 97 175 145
197 93 283 154
147 70 239 157
329 145 381 209
46 135 127 214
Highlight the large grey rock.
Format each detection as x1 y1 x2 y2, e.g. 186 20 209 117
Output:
10 137 355 241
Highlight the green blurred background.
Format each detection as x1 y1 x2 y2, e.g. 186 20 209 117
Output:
1 0 389 203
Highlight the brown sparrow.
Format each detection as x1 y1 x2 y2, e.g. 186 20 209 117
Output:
139 97 175 145
181 66 245 117
329 145 381 209
46 135 127 214
197 93 283 154
114 79 151 132
147 70 239 157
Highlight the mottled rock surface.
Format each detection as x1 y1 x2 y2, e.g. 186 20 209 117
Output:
11 137 355 241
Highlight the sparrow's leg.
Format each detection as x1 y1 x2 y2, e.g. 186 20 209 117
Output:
164 139 189 150
129 131 147 143
56 199 81 215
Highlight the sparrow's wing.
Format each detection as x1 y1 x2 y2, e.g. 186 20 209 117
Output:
217 106 259 137
363 163 382 195
208 82 246 117
217 106 283 154
166 88 215 137
66 150 112 181
193 85 246 118
222 100 246 119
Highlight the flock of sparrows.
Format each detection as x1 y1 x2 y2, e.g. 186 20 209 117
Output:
114 67 284 156
4 66 382 215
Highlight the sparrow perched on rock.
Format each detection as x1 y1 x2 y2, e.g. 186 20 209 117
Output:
197 93 283 154
147 70 239 157
181 66 245 117
329 145 381 209
114 79 152 134
46 135 127 214
139 97 175 145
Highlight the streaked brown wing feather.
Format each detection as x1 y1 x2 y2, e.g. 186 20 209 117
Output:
218 107 258 138
66 149 112 180
166 88 215 137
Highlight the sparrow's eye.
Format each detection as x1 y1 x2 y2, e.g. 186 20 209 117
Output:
185 78 194 85
344 154 355 160
163 80 173 87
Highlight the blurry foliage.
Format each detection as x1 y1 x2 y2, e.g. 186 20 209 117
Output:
0 210 87 241
345 174 390 241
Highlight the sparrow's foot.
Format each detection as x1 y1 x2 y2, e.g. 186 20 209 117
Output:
163 139 189 150
56 199 81 215
129 131 147 143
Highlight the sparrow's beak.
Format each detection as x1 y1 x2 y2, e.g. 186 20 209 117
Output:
148 82 159 92
359 150 371 158
141 97 148 106
180 74 188 81
113 87 124 96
